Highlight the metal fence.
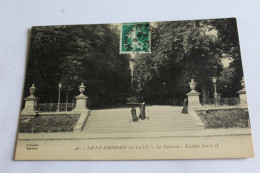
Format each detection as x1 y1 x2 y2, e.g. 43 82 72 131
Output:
37 103 76 112
201 97 240 106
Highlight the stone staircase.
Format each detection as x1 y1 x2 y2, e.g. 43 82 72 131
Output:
82 106 204 133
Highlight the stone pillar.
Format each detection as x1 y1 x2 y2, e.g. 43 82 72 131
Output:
21 84 39 116
72 82 88 113
237 77 247 107
186 79 202 108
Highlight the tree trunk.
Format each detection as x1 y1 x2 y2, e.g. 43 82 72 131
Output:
201 86 209 104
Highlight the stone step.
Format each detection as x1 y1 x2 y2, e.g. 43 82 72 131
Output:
87 121 194 126
91 115 184 117
90 117 191 119
84 127 198 131
86 120 195 124
85 122 196 126
90 113 190 116
84 127 203 132
85 126 202 130
83 126 203 131
87 118 194 121
85 126 197 130
92 111 183 113
86 122 196 126
91 111 184 114
89 118 192 120
86 121 195 124
84 126 199 132
82 106 201 133
90 115 191 117
84 124 197 128
87 119 193 122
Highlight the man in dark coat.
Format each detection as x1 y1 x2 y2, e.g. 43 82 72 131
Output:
139 102 146 120
182 99 188 114
131 107 138 122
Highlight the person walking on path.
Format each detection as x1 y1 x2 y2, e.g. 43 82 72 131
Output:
131 107 138 122
182 99 188 114
139 102 146 120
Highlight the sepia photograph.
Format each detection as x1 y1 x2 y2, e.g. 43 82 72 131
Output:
14 18 254 160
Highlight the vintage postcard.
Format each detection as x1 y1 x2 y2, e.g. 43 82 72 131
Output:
15 18 254 160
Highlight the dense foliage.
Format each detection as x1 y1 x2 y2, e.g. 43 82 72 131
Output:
23 18 244 107
132 18 243 104
24 24 131 107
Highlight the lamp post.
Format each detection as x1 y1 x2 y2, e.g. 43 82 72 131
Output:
57 82 62 112
212 76 218 106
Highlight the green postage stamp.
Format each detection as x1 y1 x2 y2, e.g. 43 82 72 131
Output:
120 23 152 53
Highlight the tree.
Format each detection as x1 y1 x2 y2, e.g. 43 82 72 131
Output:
211 18 244 94
24 24 131 107
132 18 242 104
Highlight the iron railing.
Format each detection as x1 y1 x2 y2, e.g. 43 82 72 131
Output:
201 97 240 106
37 103 76 112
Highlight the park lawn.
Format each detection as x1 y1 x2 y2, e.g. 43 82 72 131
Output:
196 109 249 129
19 114 80 133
